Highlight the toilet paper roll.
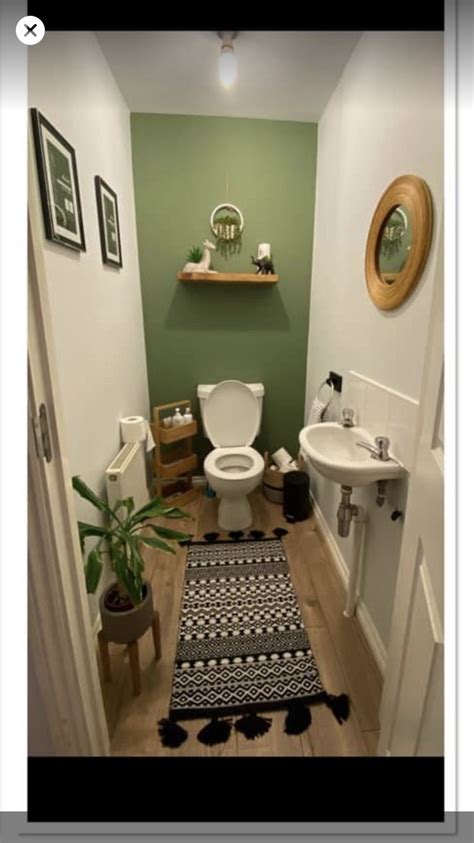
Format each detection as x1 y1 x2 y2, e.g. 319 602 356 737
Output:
280 460 298 473
120 416 155 452
271 447 294 469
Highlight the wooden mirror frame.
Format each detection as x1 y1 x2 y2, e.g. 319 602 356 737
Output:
365 175 433 310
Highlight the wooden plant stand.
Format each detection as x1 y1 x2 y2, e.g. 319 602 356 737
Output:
151 400 200 509
98 610 161 697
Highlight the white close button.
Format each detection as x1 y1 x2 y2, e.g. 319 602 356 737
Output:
15 16 45 46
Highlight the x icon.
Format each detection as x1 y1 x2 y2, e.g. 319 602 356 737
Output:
16 16 45 45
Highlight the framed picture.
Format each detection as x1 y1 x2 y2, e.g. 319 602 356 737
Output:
30 108 86 251
94 176 123 268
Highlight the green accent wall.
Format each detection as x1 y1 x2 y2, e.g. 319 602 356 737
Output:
131 114 317 464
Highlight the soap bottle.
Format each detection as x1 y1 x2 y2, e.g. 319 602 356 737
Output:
183 408 193 425
172 408 184 427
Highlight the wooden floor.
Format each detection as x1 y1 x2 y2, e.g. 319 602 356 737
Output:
101 489 383 757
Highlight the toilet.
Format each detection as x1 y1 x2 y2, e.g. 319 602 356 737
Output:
198 380 265 531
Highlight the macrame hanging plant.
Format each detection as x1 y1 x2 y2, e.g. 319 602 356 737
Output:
210 203 244 242
210 175 244 258
379 206 408 260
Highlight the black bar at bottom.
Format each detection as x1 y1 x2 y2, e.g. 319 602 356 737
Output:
28 756 444 823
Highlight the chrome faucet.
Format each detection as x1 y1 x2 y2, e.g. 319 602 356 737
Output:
341 408 355 428
356 436 391 461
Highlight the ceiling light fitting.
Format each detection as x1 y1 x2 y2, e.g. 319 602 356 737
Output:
217 31 238 89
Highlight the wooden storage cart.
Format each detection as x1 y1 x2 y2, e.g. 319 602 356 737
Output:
151 400 200 508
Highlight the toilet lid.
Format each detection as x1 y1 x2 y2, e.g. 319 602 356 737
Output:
203 380 260 447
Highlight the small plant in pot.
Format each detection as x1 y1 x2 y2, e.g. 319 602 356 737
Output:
186 245 203 263
214 213 242 242
72 476 191 645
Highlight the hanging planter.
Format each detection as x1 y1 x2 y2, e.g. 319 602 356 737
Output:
210 203 244 243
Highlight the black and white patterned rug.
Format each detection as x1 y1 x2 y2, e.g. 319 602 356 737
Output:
158 536 350 748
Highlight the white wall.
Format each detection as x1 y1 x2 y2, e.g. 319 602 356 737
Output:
29 34 149 620
305 32 444 655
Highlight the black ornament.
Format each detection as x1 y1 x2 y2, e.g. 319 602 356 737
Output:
251 255 275 275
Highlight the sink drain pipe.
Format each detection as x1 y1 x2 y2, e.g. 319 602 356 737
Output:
337 485 367 618
343 505 367 617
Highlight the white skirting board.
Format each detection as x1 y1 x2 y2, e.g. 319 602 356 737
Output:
310 494 387 676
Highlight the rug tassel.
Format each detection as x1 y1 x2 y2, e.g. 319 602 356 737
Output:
284 702 312 735
203 532 219 543
273 527 288 538
197 717 233 746
249 530 265 540
324 693 350 724
228 530 244 540
157 718 188 748
235 711 272 740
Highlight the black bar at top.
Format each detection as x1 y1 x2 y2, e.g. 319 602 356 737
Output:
28 4 444 32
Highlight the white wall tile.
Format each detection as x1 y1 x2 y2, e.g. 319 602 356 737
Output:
347 371 419 472
342 374 366 426
363 381 391 438
388 394 419 471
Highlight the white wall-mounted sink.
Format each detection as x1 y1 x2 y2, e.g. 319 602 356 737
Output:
299 422 404 487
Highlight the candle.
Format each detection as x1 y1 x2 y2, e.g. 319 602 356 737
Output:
257 243 271 259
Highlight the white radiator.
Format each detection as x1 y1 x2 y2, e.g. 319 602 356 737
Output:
105 442 149 512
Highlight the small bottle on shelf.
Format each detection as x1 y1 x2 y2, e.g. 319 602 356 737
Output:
183 408 193 424
172 407 184 426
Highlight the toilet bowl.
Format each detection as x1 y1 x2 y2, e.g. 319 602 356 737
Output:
199 380 265 531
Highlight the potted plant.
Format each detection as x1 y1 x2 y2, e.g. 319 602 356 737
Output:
186 245 203 263
72 476 191 644
214 213 242 242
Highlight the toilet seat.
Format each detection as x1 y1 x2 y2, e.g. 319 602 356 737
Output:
204 446 264 482
202 380 260 447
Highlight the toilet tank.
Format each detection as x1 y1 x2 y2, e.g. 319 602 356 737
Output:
197 382 264 441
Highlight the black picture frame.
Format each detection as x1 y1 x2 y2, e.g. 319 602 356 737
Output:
94 176 123 268
30 108 86 252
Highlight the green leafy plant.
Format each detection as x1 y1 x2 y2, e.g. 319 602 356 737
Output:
72 476 191 606
187 245 203 262
215 213 241 228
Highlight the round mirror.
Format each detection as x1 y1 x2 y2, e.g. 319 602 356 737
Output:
365 176 432 310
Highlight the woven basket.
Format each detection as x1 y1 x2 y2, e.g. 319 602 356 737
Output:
262 451 284 504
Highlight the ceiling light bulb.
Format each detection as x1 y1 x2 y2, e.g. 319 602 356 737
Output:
219 43 237 88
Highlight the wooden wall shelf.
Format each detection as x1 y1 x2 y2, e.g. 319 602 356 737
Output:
177 272 279 284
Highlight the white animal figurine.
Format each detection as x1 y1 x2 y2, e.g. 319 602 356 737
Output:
182 239 217 273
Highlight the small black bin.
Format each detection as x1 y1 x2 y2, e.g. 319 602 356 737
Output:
283 470 310 522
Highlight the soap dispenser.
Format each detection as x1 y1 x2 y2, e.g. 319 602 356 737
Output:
172 407 184 427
